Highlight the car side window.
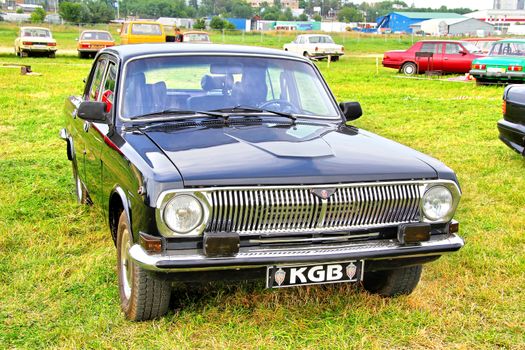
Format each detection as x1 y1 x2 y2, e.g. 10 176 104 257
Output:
88 59 108 101
100 63 117 112
420 43 437 53
445 44 461 54
490 43 501 55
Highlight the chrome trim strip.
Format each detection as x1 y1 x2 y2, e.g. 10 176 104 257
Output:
129 234 465 272
249 232 380 244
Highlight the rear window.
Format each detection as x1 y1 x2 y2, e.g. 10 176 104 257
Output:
131 24 162 35
22 28 50 38
308 36 334 44
81 32 113 41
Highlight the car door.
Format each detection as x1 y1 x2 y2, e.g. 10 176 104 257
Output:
81 56 110 204
443 43 470 73
86 58 119 206
417 42 443 71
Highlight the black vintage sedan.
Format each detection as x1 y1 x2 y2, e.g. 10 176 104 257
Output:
498 84 525 154
61 44 464 321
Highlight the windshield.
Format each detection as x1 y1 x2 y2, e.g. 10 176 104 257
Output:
121 56 340 120
489 41 525 56
22 28 50 38
131 24 162 35
460 42 482 54
81 31 113 41
309 36 334 44
184 33 210 42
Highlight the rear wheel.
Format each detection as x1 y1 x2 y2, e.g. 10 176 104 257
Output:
401 62 417 75
48 52 55 58
117 212 171 321
303 51 310 58
476 78 489 86
20 50 28 58
363 265 422 297
331 56 339 62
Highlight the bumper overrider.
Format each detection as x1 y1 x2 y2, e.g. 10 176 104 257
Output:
470 69 525 80
130 232 464 272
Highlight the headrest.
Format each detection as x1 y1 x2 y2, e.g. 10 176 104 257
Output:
201 74 224 91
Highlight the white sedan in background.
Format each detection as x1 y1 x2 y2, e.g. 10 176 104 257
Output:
14 26 57 58
283 34 344 61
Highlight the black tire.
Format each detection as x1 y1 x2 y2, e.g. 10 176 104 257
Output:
72 159 88 205
363 265 422 297
117 212 171 321
303 51 310 58
20 50 28 58
48 52 55 58
476 78 489 86
78 51 84 59
331 56 339 62
401 62 417 75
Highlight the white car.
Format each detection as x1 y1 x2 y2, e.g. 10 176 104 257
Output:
14 26 57 58
283 34 344 61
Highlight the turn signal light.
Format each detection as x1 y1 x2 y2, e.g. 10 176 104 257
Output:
47 42 56 46
472 64 486 70
22 41 33 45
81 44 90 48
448 221 459 234
139 232 163 253
502 99 507 115
508 65 523 71
315 46 319 52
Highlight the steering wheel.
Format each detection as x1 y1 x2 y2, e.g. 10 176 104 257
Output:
259 99 297 112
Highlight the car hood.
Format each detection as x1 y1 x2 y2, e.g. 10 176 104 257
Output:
140 122 440 187
473 55 525 65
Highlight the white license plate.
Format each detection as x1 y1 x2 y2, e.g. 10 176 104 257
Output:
487 67 506 73
266 260 364 288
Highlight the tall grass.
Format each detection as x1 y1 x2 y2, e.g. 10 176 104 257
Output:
0 32 524 348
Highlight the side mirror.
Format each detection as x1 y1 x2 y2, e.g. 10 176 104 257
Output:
77 101 110 124
339 101 362 121
459 50 467 55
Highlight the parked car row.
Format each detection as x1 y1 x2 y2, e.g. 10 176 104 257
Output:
14 23 211 59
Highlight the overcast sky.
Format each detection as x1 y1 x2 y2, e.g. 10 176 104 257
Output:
356 0 494 11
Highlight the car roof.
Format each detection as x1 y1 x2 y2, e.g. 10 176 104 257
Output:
418 40 467 43
81 29 111 34
124 20 161 25
104 43 310 63
20 26 50 31
499 38 525 43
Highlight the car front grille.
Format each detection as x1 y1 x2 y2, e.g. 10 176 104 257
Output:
206 183 422 234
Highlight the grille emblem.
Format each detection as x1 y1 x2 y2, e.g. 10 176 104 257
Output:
346 263 357 279
311 188 336 199
275 268 286 286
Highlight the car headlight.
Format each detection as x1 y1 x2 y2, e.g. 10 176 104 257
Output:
163 194 203 234
422 186 454 222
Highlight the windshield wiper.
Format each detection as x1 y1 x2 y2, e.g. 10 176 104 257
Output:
209 105 297 122
130 108 228 120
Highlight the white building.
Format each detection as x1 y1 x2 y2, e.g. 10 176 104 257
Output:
493 0 524 10
466 9 525 31
411 17 494 36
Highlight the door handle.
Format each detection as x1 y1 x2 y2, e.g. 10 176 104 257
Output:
83 121 90 132
444 58 449 60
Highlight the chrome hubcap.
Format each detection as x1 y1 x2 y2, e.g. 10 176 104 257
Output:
405 65 414 74
120 228 132 299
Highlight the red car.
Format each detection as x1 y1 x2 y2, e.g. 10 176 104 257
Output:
382 40 483 75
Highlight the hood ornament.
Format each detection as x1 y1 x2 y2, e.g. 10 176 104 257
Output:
310 188 336 199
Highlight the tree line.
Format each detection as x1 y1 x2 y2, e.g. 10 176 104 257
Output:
55 0 474 25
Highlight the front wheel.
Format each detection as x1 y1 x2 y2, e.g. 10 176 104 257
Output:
362 265 422 297
401 62 417 75
117 211 171 321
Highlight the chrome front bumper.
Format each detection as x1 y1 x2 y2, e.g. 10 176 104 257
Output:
130 233 464 272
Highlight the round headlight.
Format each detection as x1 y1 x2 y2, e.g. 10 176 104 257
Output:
422 186 454 221
163 194 203 234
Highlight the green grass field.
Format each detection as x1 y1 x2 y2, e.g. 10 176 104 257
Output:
0 25 524 349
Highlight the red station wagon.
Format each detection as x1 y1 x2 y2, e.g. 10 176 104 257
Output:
382 40 484 75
